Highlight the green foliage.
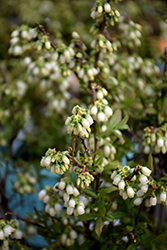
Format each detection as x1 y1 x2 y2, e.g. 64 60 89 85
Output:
1 0 167 249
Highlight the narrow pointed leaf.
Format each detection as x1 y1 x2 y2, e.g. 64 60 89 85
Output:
83 188 98 199
99 186 118 198
79 213 98 221
95 217 103 237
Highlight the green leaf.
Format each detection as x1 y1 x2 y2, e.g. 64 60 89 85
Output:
111 211 127 219
116 115 129 130
95 217 103 237
151 229 167 244
145 107 157 115
107 109 122 131
104 161 120 171
112 129 125 144
148 153 153 172
125 225 134 233
98 200 106 218
127 244 137 250
83 188 98 199
99 186 118 198
135 222 148 230
105 212 114 222
94 154 104 166
79 213 98 221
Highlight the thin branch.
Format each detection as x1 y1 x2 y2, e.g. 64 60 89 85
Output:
36 23 57 50
75 41 89 59
163 47 167 75
91 84 96 104
78 135 91 157
6 212 45 229
129 231 137 243
129 129 143 146
66 153 82 168
1 66 11 84
135 195 154 225
124 165 139 181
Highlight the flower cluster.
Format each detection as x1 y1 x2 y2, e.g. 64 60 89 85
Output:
118 16 142 48
111 165 152 201
134 184 167 208
0 219 23 241
90 2 120 26
55 44 75 76
25 53 72 115
60 226 78 247
8 25 73 119
8 25 38 56
40 148 70 175
13 172 37 194
91 34 114 54
75 167 94 189
89 99 113 123
87 136 117 167
143 125 167 154
93 85 108 100
113 165 167 208
57 44 75 64
76 64 98 82
65 105 94 138
38 180 85 217
0 81 30 125
38 186 62 217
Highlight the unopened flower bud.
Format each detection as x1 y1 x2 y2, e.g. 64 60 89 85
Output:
97 91 103 99
44 156 51 167
73 187 80 197
104 106 113 117
127 186 135 198
134 198 142 206
65 117 71 126
136 190 144 197
143 145 150 154
139 175 148 185
45 41 51 49
160 191 166 202
63 193 70 202
38 189 47 201
157 138 164 148
66 185 73 195
113 175 121 186
104 3 111 13
72 31 80 39
122 191 128 200
49 208 56 217
59 181 66 190
118 180 125 190
63 156 70 165
86 115 94 126
54 203 61 213
150 196 157 206
77 205 85 215
91 106 98 116
103 145 111 158
141 166 151 176
43 195 50 203
82 119 90 130
69 199 76 208
97 112 106 122
140 184 148 193
66 207 74 215
70 230 77 239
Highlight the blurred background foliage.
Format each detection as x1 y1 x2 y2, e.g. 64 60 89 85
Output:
1 0 167 59
1 0 167 248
